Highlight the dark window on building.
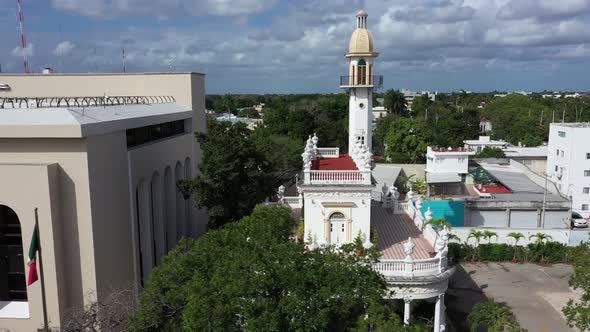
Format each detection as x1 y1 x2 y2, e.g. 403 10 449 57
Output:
127 120 185 148
0 205 27 301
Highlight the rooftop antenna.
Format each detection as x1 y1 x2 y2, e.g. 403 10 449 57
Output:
58 23 63 72
122 48 126 73
17 0 30 73
93 48 98 72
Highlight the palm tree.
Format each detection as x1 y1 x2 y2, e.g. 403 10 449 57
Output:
384 89 407 117
482 230 499 244
467 229 484 246
529 233 553 263
448 233 460 242
507 232 525 262
507 232 524 246
529 233 552 244
422 218 452 232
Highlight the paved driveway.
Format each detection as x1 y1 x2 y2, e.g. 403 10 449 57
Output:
447 263 580 332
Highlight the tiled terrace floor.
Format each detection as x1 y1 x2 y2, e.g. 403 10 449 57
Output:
372 204 434 260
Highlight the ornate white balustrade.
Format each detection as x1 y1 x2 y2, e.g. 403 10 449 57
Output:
372 257 446 278
282 196 303 208
394 202 438 246
304 170 372 185
316 147 340 158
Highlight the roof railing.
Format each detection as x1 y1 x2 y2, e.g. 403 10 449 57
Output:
0 95 175 109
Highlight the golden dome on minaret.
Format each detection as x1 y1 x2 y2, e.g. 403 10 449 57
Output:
346 10 378 57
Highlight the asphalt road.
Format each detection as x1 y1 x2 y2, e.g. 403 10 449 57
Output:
447 262 580 332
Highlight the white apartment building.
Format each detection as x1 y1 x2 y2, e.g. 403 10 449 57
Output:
426 146 475 183
547 123 590 217
463 136 508 153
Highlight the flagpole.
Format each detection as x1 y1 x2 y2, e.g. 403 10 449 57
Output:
34 208 49 331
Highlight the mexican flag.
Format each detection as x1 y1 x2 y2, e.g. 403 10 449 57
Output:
27 224 39 286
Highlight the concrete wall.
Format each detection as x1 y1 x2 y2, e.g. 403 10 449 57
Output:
0 164 68 331
85 132 135 300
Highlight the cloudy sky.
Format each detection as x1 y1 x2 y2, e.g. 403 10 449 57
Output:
1 0 589 93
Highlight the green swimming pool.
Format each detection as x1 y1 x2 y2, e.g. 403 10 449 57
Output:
420 200 465 227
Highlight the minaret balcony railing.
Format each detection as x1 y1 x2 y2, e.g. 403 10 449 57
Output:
339 75 383 88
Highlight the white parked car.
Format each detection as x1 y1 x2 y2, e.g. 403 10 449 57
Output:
571 212 589 228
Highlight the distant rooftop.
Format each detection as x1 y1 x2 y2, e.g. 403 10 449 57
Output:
502 146 548 158
0 102 191 138
429 146 474 153
550 123 590 128
478 164 566 202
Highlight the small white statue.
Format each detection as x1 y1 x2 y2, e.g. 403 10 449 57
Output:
403 237 415 257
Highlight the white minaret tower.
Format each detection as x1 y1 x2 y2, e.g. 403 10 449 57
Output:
341 10 381 155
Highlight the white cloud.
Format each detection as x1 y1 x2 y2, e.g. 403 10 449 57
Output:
50 0 277 18
53 41 75 56
11 43 34 57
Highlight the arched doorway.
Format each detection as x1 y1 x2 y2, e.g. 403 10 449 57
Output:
357 59 367 85
0 205 27 301
329 212 347 245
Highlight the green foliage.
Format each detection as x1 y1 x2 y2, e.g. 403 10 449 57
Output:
482 230 499 244
563 241 590 331
476 147 506 158
448 241 570 264
131 206 411 331
383 117 432 163
529 232 552 243
187 119 273 228
384 89 407 116
260 93 349 149
238 107 261 119
507 232 525 245
481 94 548 146
467 299 526 332
409 177 426 195
422 218 451 232
297 216 305 243
467 229 484 245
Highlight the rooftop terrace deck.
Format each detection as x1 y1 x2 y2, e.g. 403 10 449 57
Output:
372 204 433 260
312 154 357 171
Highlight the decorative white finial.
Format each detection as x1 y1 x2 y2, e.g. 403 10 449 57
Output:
407 186 414 201
424 206 433 221
415 197 423 210
392 186 400 200
312 133 318 146
278 185 285 198
404 237 415 257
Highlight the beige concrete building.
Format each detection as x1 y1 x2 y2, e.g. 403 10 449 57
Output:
0 73 206 331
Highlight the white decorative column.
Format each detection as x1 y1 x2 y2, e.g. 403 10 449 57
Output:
434 294 445 332
403 298 411 325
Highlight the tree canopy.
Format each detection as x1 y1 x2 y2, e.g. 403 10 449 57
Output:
184 118 273 228
476 147 506 158
130 206 423 331
563 240 590 331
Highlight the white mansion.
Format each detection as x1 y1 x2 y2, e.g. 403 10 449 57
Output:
279 11 454 332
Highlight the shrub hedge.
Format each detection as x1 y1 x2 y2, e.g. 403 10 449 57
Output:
448 241 573 264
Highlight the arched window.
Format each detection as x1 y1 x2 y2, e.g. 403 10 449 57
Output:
357 59 367 85
164 166 176 251
175 161 186 240
0 205 27 301
184 157 193 238
329 212 346 220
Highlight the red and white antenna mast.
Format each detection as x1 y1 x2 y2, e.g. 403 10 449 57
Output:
17 0 30 73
